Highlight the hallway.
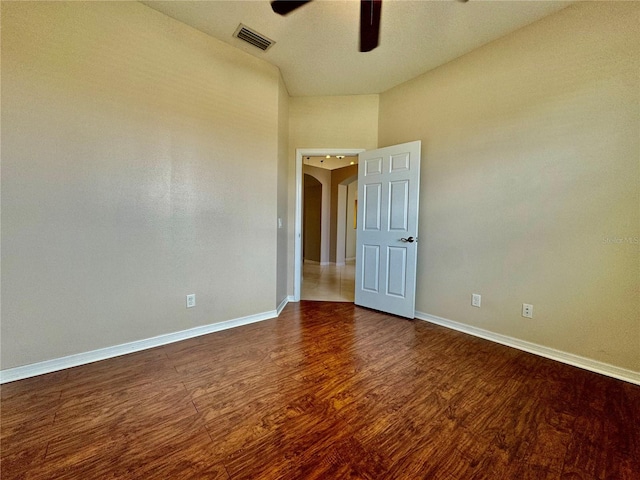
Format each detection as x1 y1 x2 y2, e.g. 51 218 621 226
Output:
301 261 355 302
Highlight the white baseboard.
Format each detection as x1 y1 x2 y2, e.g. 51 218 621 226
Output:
0 309 280 384
415 311 640 386
287 295 296 302
276 296 289 315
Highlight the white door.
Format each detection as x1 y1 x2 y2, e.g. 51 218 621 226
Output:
355 141 421 318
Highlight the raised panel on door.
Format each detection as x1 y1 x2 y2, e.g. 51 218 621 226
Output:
386 246 407 298
388 180 409 232
363 183 382 231
390 152 410 172
364 157 383 176
361 244 380 293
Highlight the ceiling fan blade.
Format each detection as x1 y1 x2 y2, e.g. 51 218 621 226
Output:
360 0 382 52
271 0 312 16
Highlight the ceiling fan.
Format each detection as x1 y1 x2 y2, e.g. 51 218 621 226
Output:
271 0 382 52
271 0 469 53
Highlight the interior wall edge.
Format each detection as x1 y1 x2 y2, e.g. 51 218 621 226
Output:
276 296 289 315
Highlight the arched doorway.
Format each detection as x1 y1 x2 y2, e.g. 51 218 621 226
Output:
303 174 322 263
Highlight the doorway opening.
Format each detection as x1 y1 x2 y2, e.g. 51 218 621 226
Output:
301 172 358 302
294 148 365 302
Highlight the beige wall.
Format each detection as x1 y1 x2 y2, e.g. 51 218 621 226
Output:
1 2 281 369
287 95 379 289
289 95 379 151
379 2 639 371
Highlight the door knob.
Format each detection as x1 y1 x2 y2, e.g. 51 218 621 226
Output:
400 236 415 243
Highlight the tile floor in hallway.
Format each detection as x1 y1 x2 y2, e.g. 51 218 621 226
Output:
301 260 355 302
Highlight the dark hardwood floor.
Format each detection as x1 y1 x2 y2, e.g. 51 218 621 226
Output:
1 301 639 479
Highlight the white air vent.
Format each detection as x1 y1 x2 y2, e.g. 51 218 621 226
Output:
233 24 275 52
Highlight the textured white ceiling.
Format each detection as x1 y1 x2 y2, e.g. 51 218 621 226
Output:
142 0 572 97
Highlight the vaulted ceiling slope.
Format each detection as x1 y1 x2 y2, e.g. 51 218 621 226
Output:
142 0 572 97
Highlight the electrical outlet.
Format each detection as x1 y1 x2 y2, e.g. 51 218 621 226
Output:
471 294 481 308
186 294 196 308
522 303 533 318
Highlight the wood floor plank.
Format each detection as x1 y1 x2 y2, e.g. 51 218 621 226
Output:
1 301 638 479
0 443 49 480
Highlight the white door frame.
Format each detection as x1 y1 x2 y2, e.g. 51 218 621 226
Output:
294 148 365 301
